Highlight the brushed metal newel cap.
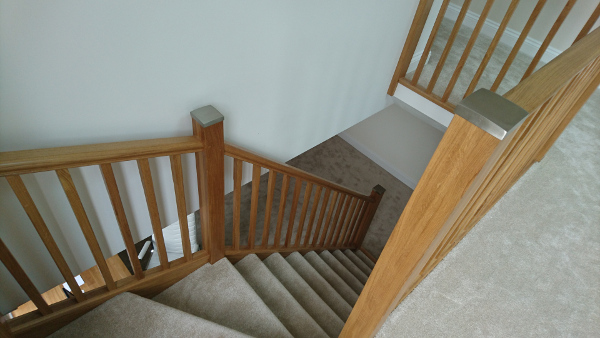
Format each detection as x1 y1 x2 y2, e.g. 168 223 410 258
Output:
455 89 529 140
190 105 225 128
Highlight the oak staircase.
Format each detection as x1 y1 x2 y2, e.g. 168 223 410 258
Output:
50 250 375 337
2 1 600 336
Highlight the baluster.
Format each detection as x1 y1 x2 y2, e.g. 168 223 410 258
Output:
310 188 331 246
411 0 452 85
521 0 577 81
169 155 192 261
0 237 52 315
248 164 261 249
426 0 472 94
491 0 547 91
326 194 349 247
6 175 85 302
294 182 313 247
232 158 243 250
442 0 495 102
318 191 339 247
388 0 437 95
284 179 303 247
55 169 116 290
273 175 290 248
465 0 520 97
303 185 323 247
344 200 366 246
100 163 144 280
573 3 600 44
137 159 169 270
261 170 277 248
337 197 358 246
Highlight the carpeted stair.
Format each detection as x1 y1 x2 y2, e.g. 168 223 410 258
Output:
50 249 376 337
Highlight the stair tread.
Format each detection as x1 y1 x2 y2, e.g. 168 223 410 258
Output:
304 251 359 306
344 249 373 276
319 251 364 294
235 254 328 338
153 258 292 338
264 253 344 338
50 292 251 338
333 250 369 284
355 249 376 269
285 252 353 320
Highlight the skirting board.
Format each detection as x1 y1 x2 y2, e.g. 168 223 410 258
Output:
337 131 418 190
408 50 432 74
444 3 562 64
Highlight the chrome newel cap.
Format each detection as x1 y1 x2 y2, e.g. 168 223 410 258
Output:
190 105 225 128
455 89 528 140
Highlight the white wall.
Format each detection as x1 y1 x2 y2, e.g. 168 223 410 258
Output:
0 0 421 313
340 102 444 190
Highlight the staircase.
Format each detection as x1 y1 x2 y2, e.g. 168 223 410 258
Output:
49 250 375 337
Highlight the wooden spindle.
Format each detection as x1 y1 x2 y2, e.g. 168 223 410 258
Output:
303 185 323 247
328 195 350 247
573 3 600 44
344 200 365 246
55 168 116 290
0 237 52 315
491 0 547 91
285 179 303 247
411 0 452 85
426 0 472 94
100 163 144 280
273 174 290 248
294 182 313 247
169 155 192 261
310 188 331 246
248 164 261 249
337 197 358 246
318 191 339 247
232 158 243 250
465 0 520 97
6 175 85 302
137 159 169 270
191 106 225 264
521 0 577 81
388 0 436 95
442 0 495 101
261 170 277 248
347 200 368 246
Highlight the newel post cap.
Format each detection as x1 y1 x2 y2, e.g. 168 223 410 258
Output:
455 89 528 140
190 105 225 128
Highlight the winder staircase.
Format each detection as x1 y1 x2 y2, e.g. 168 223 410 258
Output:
50 249 375 337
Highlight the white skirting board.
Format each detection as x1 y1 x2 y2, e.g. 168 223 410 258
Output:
338 131 418 190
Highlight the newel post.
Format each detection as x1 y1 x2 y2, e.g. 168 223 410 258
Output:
191 106 225 264
353 185 385 249
340 90 528 337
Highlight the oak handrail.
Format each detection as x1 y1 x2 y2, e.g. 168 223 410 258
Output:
224 143 373 202
0 136 203 177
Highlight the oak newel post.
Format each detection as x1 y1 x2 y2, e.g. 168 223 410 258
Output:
353 185 385 248
191 106 225 264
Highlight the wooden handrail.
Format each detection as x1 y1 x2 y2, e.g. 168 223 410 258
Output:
224 143 373 202
0 136 203 177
